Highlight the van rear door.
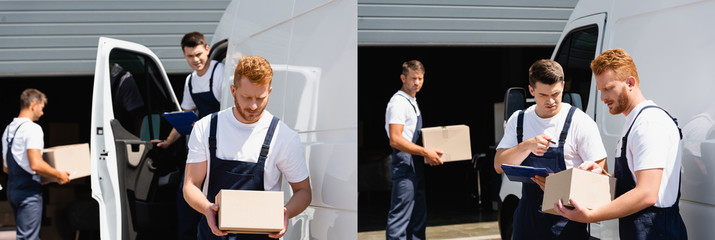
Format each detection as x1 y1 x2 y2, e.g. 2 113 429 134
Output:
90 37 184 240
550 13 616 240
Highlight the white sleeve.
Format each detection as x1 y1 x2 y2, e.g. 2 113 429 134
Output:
24 124 44 150
496 111 520 150
385 100 408 126
181 74 196 111
212 62 225 102
186 117 210 164
630 114 672 171
574 114 607 162
276 131 309 183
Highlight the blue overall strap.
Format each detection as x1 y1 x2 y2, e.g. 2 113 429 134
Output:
5 121 28 149
208 113 218 160
516 110 524 143
398 94 417 114
188 61 220 95
559 106 577 145
258 117 280 165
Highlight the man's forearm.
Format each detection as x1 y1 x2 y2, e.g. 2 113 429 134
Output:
494 144 531 173
389 135 425 157
183 178 212 214
285 188 311 219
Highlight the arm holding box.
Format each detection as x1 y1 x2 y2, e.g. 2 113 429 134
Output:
269 177 311 238
183 161 228 237
388 124 443 166
27 149 69 184
555 168 662 223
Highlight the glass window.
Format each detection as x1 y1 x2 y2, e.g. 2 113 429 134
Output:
109 49 177 140
554 25 599 111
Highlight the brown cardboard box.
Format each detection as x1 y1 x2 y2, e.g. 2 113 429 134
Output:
217 190 284 234
421 125 472 162
42 143 90 183
542 168 616 215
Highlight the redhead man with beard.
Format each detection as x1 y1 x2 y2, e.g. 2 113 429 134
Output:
183 56 311 240
555 48 687 240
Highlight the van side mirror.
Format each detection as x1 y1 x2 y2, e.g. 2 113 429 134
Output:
504 87 526 121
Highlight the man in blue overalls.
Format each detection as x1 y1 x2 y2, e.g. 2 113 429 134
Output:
385 60 444 240
183 56 311 240
555 48 688 239
2 89 70 240
153 32 226 239
494 60 607 240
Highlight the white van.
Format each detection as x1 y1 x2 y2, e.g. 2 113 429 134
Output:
89 0 356 239
497 0 715 239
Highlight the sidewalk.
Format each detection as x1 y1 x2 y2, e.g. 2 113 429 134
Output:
358 221 501 240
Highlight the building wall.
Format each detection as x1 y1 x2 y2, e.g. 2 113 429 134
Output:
0 0 231 77
358 0 578 46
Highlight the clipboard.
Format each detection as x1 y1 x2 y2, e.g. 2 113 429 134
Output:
501 164 549 183
162 111 199 135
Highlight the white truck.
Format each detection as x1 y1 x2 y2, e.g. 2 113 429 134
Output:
497 0 715 239
89 0 356 239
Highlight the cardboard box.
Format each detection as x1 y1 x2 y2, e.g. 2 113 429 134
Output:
42 143 90 183
542 168 616 215
421 125 472 162
217 190 284 234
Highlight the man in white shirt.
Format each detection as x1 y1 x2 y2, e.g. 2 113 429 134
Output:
157 31 225 148
494 59 607 240
385 60 443 240
153 32 226 239
183 56 311 240
2 89 70 240
555 48 687 239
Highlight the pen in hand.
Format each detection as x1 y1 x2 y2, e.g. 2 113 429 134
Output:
547 139 556 145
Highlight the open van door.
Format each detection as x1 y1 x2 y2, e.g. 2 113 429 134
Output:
90 37 185 240
551 13 615 240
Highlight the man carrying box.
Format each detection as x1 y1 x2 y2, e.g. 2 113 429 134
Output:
2 89 70 240
494 60 607 239
385 60 443 240
183 56 311 240
555 48 687 239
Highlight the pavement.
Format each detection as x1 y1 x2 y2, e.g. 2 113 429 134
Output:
358 221 501 240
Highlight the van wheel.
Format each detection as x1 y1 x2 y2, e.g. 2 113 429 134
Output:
498 195 519 240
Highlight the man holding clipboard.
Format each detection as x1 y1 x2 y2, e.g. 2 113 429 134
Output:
153 32 225 240
493 60 607 239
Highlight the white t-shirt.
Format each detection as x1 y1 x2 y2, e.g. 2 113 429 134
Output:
187 108 309 194
385 90 421 141
181 60 225 111
497 103 607 169
618 100 682 207
2 118 43 175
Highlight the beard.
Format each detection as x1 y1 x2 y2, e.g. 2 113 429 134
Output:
607 91 630 115
234 100 266 123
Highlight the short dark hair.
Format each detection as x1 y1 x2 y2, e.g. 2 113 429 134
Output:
181 32 207 50
20 88 47 110
529 59 564 86
401 60 425 76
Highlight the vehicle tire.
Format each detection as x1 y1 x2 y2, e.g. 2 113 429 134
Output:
498 194 519 240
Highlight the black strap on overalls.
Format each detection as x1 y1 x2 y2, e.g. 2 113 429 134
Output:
4 121 41 193
189 62 221 118
614 105 687 239
512 106 588 240
197 113 279 240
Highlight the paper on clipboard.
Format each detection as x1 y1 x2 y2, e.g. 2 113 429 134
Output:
501 164 549 183
162 111 199 135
